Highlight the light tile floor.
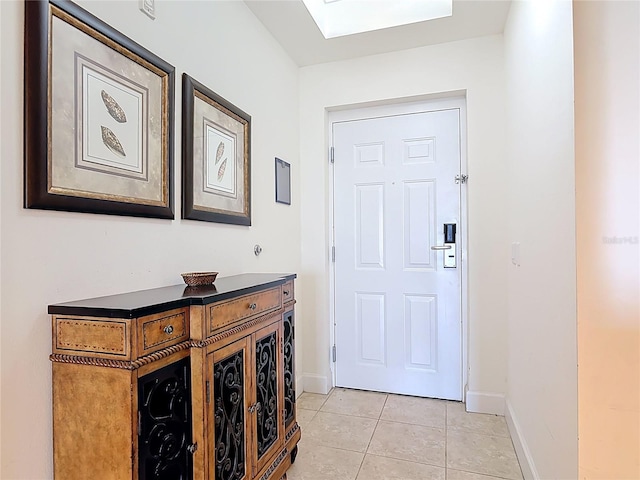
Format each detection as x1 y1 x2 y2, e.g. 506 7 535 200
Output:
288 388 523 480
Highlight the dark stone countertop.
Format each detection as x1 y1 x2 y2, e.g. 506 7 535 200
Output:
48 273 296 318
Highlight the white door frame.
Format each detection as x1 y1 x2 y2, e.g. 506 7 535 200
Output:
327 95 469 399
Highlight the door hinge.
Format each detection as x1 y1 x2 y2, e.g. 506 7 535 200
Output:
332 345 336 362
331 246 335 263
206 380 210 404
455 174 468 184
330 146 334 164
137 411 142 435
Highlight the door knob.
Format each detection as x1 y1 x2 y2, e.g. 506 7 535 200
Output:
430 245 452 250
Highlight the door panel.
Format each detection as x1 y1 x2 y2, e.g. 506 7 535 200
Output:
355 184 385 269
356 292 386 365
404 294 437 370
209 338 252 480
404 181 435 270
252 321 284 474
333 107 462 400
138 357 193 480
283 310 296 427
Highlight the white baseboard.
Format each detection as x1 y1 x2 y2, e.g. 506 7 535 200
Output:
301 374 330 394
465 391 505 415
505 399 539 480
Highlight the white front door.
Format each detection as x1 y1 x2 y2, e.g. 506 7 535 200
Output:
332 106 462 400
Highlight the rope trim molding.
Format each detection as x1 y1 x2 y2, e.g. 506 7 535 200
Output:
49 341 191 370
259 449 288 480
191 308 284 349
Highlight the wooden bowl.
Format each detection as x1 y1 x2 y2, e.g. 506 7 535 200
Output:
181 271 218 286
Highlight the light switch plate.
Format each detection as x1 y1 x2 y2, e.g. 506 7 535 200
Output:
139 0 155 19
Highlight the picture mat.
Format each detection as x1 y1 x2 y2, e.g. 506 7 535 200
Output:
192 93 246 215
204 122 237 196
50 12 165 205
78 56 148 179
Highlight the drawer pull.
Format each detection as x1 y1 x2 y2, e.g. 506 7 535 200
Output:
249 303 257 310
283 290 290 296
163 325 174 335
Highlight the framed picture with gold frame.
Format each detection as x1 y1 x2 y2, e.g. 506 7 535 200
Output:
182 74 251 226
24 0 175 219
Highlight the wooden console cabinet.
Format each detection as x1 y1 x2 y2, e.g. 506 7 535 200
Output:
49 273 300 480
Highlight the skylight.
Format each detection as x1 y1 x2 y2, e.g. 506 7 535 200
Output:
301 0 454 39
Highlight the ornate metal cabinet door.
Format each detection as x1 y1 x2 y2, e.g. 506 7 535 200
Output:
209 337 252 480
252 321 285 475
283 310 295 428
138 357 193 480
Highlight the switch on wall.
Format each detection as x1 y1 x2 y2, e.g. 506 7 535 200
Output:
139 0 155 19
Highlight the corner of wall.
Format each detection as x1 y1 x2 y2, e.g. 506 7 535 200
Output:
505 399 540 480
301 373 331 395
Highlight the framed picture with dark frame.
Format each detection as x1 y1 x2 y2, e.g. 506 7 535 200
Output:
182 74 251 225
275 158 291 205
24 0 175 219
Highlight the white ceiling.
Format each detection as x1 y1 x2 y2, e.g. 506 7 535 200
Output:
244 0 512 66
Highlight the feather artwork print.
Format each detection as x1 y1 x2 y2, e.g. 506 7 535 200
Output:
101 126 126 158
215 141 224 165
100 90 127 123
218 158 227 182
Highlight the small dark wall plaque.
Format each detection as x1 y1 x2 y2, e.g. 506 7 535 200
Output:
275 158 291 205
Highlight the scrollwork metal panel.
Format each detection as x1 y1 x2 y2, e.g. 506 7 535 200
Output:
138 357 192 480
214 350 246 480
255 331 278 458
283 311 295 426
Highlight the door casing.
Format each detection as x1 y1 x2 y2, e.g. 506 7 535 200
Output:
327 95 469 399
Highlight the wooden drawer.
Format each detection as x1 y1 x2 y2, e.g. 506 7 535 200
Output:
282 281 294 303
137 308 189 356
53 316 132 360
207 287 281 335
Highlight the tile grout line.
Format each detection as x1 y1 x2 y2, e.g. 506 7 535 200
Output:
448 467 515 480
319 388 333 409
447 426 512 439
354 393 388 480
364 451 449 471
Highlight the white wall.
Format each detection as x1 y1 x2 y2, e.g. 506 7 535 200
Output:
574 2 640 478
503 1 577 479
0 1 300 478
299 35 509 409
